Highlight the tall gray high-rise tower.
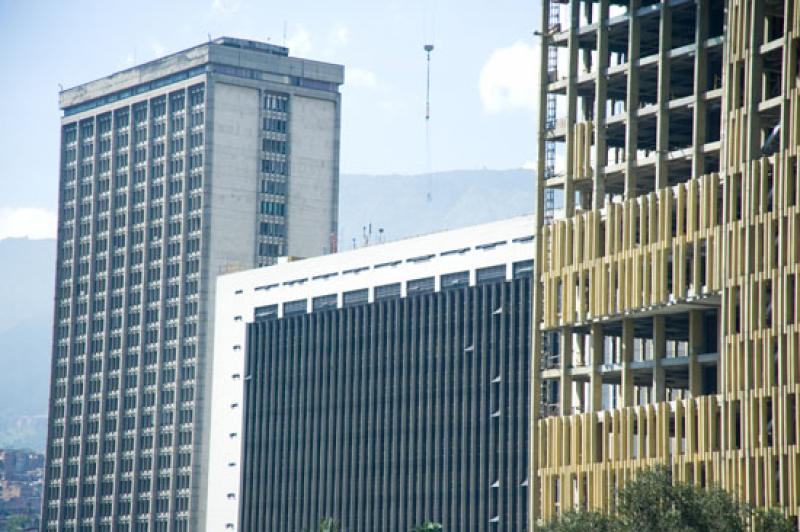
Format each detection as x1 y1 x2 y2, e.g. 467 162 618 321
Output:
43 37 343 531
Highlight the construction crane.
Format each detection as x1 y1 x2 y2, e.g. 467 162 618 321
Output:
424 44 434 121
424 43 434 202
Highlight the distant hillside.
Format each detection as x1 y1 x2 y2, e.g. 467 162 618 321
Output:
0 168 537 451
0 238 56 451
338 168 534 247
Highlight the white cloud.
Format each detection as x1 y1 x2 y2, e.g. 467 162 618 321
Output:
0 208 57 241
377 99 403 116
523 160 536 170
286 25 313 57
211 0 241 16
332 26 349 46
150 39 166 59
346 67 378 89
479 41 539 114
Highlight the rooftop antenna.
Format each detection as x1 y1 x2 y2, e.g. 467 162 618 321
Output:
283 21 287 46
362 224 373 247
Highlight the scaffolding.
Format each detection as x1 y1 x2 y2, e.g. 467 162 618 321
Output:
542 0 560 225
532 0 800 527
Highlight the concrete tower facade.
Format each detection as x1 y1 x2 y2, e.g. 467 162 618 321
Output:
43 38 343 531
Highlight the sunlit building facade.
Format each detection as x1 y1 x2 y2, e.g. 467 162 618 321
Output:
43 37 342 531
532 0 800 526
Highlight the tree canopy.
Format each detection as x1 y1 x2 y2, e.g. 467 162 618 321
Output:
541 467 795 532
318 516 340 532
412 522 444 532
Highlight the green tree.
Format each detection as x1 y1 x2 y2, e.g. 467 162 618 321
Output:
318 516 341 532
542 466 796 532
540 508 613 532
748 508 796 532
615 467 745 532
412 522 443 532
3 514 38 531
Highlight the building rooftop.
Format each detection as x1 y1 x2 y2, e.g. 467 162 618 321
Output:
215 214 536 318
59 35 344 115
210 36 288 56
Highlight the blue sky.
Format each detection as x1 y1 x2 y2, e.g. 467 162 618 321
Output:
0 0 542 239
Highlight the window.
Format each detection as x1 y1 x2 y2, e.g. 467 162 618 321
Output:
513 260 534 278
169 158 184 174
170 137 184 154
261 159 287 175
152 96 167 118
476 240 506 250
63 124 77 144
407 277 434 295
441 271 469 289
259 221 284 236
187 195 202 212
171 115 185 131
407 254 434 264
133 105 147 124
179 408 193 424
152 142 165 158
152 162 165 178
188 84 205 106
189 131 203 148
116 133 129 150
262 117 287 133
189 154 203 170
476 264 506 284
312 294 338 312
262 138 287 154
283 299 307 316
259 242 281 257
260 201 285 216
190 110 204 127
343 289 368 307
263 93 288 111
260 179 286 196
254 304 278 321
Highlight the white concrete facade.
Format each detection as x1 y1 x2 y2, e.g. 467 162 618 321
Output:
205 214 536 531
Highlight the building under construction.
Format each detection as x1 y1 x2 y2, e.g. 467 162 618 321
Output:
532 0 800 526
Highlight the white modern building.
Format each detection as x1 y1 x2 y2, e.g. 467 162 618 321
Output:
44 37 342 532
208 215 537 531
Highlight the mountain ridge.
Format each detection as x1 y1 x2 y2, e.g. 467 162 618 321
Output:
0 168 535 451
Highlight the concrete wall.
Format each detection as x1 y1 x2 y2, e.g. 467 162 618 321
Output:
286 95 338 258
195 80 259 529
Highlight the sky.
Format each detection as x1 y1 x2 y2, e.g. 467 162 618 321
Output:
0 0 543 240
